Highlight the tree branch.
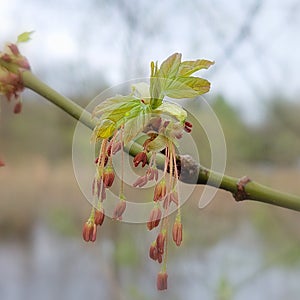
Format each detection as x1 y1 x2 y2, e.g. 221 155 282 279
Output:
2 63 300 212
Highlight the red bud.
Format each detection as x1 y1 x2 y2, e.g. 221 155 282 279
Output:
172 221 183 246
94 208 105 226
157 272 168 290
133 151 147 167
156 232 166 255
147 207 162 230
113 200 126 220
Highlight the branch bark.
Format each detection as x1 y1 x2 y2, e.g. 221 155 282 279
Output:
2 63 300 212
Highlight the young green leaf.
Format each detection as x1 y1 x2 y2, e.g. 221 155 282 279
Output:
123 108 150 145
158 53 182 79
17 31 34 43
150 53 213 108
131 82 150 100
92 95 139 117
91 119 116 141
153 101 187 123
178 59 215 76
164 77 211 99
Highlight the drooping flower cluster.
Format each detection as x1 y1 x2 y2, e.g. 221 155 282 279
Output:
84 113 189 289
82 52 213 290
0 33 33 167
0 41 31 113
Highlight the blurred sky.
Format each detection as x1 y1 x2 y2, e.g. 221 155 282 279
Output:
1 0 300 123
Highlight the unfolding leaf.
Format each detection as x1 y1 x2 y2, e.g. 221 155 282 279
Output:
178 59 215 76
154 101 187 123
17 31 34 43
92 95 139 117
158 53 182 79
123 109 150 145
91 119 116 141
131 82 150 100
100 101 141 124
164 77 211 99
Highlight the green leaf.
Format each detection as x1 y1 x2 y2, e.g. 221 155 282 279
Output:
150 53 213 107
153 101 187 122
131 82 150 99
17 31 34 43
92 93 150 142
91 119 116 141
164 77 211 99
123 109 150 145
100 101 141 124
178 59 215 76
150 53 182 109
92 95 139 117
158 53 182 79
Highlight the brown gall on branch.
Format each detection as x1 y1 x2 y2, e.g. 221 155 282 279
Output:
234 176 252 201
175 154 300 212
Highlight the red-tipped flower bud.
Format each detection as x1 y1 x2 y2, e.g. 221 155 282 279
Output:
132 175 148 187
172 221 183 246
94 208 105 226
82 221 97 242
133 151 147 167
153 180 166 202
149 241 159 261
103 167 115 188
157 272 168 291
147 206 162 230
184 121 193 133
13 100 22 114
156 232 166 255
113 200 126 220
107 141 121 156
147 167 158 181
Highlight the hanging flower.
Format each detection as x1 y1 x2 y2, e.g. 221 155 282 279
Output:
82 52 213 290
147 206 162 230
0 34 32 113
157 272 168 291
